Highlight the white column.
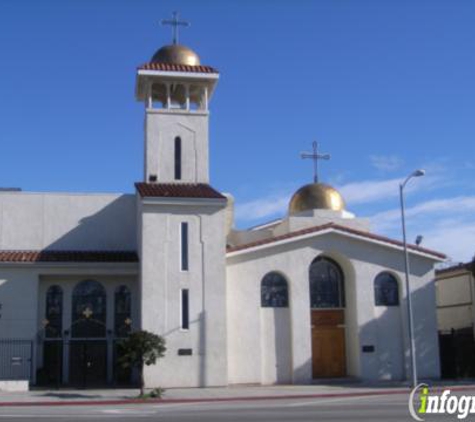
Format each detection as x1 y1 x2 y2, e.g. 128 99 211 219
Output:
147 82 153 109
203 86 208 110
166 83 171 109
185 84 190 111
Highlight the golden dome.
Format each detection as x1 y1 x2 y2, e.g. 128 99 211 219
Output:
151 44 201 66
289 183 346 215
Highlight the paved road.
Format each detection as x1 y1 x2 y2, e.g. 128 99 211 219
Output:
0 393 464 421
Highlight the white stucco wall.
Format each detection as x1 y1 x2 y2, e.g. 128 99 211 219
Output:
260 308 292 384
226 231 441 384
0 268 39 340
144 110 210 183
139 199 227 388
0 192 137 251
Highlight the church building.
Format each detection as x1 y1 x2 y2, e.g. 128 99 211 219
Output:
0 23 445 388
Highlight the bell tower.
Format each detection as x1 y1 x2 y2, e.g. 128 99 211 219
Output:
135 14 228 389
135 16 219 184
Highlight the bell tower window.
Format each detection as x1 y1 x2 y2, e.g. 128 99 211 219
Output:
174 137 182 180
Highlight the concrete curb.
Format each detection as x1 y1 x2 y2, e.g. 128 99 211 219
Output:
1 385 474 408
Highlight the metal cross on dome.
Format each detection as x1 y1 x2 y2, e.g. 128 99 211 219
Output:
301 141 331 183
160 11 190 45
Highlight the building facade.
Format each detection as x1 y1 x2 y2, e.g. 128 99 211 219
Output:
436 262 475 334
436 262 475 378
0 40 444 388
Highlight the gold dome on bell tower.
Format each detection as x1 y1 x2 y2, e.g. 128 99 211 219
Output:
289 141 346 215
151 44 201 66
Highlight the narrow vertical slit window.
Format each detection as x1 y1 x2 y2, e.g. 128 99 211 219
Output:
181 222 189 271
174 136 182 180
181 289 189 330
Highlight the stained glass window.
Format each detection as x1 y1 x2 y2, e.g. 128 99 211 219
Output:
114 285 132 337
45 285 63 338
71 280 106 338
261 272 289 308
374 272 399 306
309 257 345 308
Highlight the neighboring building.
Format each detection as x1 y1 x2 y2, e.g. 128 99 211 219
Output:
436 262 475 335
0 36 445 388
436 262 475 378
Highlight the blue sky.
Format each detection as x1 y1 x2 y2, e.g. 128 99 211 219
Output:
0 0 474 263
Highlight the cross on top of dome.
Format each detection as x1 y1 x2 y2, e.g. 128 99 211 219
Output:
160 11 190 45
300 141 331 184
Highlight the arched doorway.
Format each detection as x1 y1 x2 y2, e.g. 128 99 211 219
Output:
69 280 107 387
309 256 346 378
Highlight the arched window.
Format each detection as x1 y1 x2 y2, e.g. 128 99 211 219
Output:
374 272 399 306
115 285 132 337
45 285 63 338
261 272 289 308
174 137 182 180
309 257 345 308
71 280 106 338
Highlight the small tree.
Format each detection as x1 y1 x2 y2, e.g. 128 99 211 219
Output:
118 330 166 396
471 254 475 278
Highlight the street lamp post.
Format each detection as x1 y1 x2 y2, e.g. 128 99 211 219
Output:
400 169 425 388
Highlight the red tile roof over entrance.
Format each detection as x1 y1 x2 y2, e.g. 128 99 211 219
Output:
138 63 219 74
0 251 138 263
135 183 226 200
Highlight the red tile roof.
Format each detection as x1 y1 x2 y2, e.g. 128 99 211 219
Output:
138 63 219 74
0 250 138 263
227 222 446 259
135 183 226 200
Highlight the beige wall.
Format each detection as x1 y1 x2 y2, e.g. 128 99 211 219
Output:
436 269 474 332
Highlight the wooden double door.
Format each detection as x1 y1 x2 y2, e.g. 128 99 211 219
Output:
311 310 346 378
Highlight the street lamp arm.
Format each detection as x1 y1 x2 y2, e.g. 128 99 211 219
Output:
401 169 425 190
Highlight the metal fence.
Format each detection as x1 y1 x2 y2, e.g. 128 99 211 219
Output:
0 339 33 381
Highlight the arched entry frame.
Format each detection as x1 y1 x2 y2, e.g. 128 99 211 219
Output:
38 279 135 388
308 252 358 379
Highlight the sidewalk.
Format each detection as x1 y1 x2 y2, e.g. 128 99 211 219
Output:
1 381 475 407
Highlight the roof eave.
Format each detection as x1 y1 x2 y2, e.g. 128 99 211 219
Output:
141 196 227 207
226 225 445 262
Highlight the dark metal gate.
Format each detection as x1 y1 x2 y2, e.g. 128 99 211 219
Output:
439 328 475 379
0 339 33 381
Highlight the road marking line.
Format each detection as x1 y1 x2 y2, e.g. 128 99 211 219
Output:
102 409 156 414
0 413 151 419
286 395 374 407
